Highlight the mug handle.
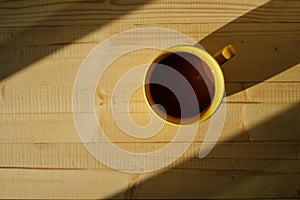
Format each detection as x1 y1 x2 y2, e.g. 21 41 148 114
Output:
213 44 236 65
198 44 236 159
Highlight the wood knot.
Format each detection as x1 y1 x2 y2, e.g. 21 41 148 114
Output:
97 88 107 106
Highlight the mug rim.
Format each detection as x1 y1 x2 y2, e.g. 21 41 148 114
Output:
144 45 225 125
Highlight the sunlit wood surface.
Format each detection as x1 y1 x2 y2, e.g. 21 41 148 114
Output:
0 0 299 199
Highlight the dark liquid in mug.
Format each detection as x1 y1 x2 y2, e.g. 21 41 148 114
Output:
145 51 215 123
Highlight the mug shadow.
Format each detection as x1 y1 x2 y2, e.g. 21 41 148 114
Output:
2 1 298 199
108 0 300 198
0 0 153 81
199 0 300 96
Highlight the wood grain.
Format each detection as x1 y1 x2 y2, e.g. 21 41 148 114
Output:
0 0 299 199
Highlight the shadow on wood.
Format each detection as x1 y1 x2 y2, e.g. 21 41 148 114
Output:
199 0 300 96
0 0 152 81
108 0 300 198
109 103 300 199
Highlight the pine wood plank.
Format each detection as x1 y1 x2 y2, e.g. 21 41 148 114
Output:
0 142 299 169
0 103 299 143
0 0 299 199
0 81 299 114
0 157 299 199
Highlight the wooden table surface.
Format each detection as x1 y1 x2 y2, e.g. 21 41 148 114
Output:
1 0 300 199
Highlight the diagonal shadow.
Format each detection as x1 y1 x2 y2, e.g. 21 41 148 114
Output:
199 0 300 96
0 0 153 81
1 0 298 199
108 0 300 199
109 104 300 199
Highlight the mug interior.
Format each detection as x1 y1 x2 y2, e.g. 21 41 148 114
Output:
144 45 225 125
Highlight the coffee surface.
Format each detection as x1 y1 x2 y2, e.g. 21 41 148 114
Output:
146 51 215 121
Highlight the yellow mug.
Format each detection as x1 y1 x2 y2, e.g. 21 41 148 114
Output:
144 44 236 125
